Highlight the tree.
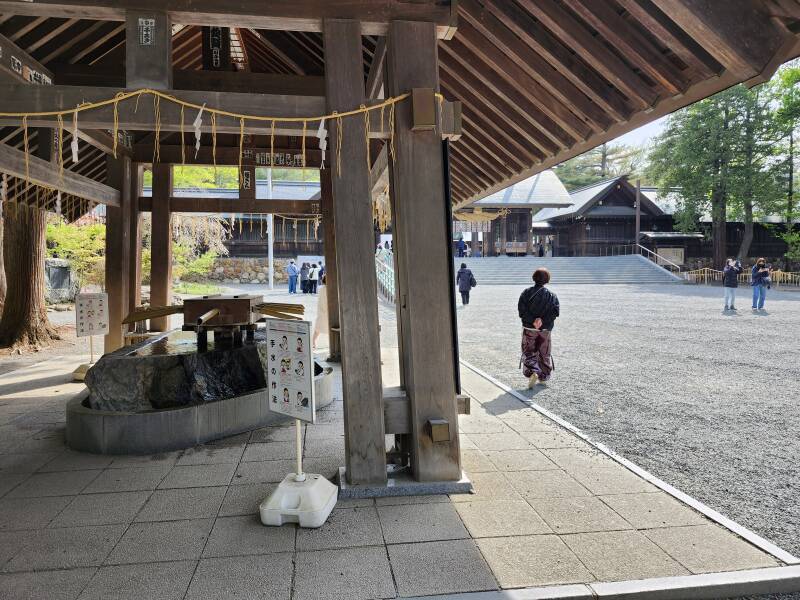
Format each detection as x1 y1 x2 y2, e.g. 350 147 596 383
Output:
0 201 58 349
648 88 741 267
554 142 647 191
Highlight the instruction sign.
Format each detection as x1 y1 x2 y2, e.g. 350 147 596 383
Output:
264 319 315 423
75 293 109 338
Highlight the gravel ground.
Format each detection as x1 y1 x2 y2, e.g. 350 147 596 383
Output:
454 282 800 565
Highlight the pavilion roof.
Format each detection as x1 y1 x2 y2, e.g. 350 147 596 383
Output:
1 1 800 218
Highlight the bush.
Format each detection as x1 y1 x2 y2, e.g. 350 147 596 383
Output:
46 222 106 288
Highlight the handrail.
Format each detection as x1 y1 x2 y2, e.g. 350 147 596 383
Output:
602 243 682 273
684 267 800 287
375 255 396 304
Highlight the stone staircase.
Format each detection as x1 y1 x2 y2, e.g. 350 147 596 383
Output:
455 255 682 285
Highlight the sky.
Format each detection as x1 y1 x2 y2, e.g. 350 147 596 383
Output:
614 115 667 148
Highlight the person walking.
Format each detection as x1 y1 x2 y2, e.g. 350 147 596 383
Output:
300 263 310 294
456 262 476 305
286 260 299 294
456 237 467 258
722 258 742 311
751 257 771 311
308 263 319 294
518 267 560 387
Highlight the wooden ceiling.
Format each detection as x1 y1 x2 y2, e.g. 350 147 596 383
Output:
1 0 800 217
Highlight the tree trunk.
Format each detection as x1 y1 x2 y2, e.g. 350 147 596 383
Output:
0 202 58 349
0 205 6 312
739 200 754 260
711 188 727 268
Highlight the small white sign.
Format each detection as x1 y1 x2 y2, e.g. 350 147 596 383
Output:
138 18 155 46
75 293 109 338
264 319 315 423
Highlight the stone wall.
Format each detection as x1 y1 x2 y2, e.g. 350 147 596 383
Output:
207 257 290 285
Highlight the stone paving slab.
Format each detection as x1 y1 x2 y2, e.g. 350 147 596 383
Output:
0 343 796 599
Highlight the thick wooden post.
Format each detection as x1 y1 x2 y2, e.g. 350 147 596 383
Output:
150 164 172 330
487 219 496 257
125 11 172 88
128 164 143 320
104 156 132 352
323 19 387 485
635 179 641 245
387 20 461 482
320 169 341 362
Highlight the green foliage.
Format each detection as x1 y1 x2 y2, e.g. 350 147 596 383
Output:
174 281 223 295
141 247 151 285
554 143 647 191
781 229 800 260
46 222 106 287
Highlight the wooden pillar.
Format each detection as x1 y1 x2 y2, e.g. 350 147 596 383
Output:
125 11 172 88
387 20 461 482
635 179 642 246
323 19 387 485
486 221 495 257
149 164 172 330
320 169 341 362
500 214 508 255
128 164 143 320
104 156 132 352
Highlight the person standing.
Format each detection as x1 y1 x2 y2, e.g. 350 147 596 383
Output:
456 262 476 305
313 274 329 349
300 262 310 294
518 267 560 387
722 258 742 311
286 260 299 294
456 237 467 258
751 258 771 311
308 263 319 294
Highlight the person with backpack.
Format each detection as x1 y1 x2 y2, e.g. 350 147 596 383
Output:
518 267 560 387
722 258 742 311
751 257 771 311
300 263 310 294
308 263 319 294
456 262 476 305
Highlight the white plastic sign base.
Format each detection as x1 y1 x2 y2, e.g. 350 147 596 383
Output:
259 473 337 528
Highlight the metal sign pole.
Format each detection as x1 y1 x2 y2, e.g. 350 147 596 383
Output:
294 418 305 482
268 167 275 291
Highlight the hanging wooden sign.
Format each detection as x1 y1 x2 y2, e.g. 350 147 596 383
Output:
138 18 155 46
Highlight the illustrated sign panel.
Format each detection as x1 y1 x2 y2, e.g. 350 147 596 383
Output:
75 293 109 338
265 319 315 423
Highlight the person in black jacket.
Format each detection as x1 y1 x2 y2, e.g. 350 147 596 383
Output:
722 258 742 311
456 263 476 305
518 267 560 387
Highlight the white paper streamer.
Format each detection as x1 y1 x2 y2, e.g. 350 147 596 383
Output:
70 110 79 164
316 118 327 169
56 190 62 216
193 103 206 159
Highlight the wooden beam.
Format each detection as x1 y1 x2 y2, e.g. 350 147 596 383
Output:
0 32 54 83
387 19 462 482
0 0 459 39
54 64 326 96
615 0 722 78
324 18 387 485
0 143 120 206
138 197 320 214
133 145 322 167
76 128 132 158
369 144 388 201
569 0 690 95
518 0 657 109
0 84 327 135
365 37 387 100
650 0 785 78
478 0 632 120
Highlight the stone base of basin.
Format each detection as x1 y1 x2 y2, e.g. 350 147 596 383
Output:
66 367 334 455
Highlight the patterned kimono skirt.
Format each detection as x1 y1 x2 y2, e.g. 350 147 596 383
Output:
520 328 554 381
